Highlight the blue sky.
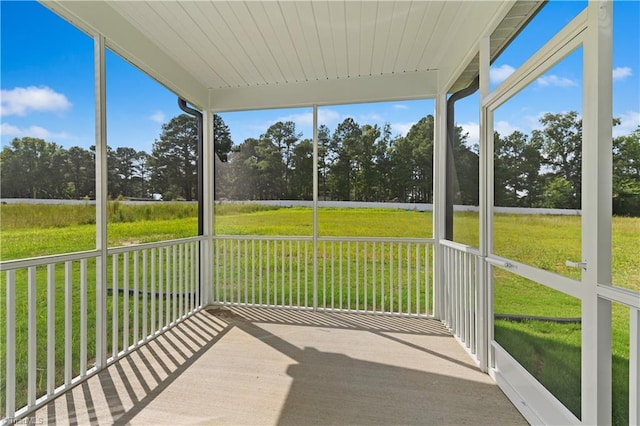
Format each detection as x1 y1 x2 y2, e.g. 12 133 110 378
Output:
1 1 638 153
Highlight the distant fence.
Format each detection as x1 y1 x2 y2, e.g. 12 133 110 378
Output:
216 200 582 216
1 198 582 216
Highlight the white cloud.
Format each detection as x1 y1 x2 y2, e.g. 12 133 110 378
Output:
392 104 409 110
613 110 640 137
612 66 632 81
390 122 414 137
277 108 342 127
523 114 544 132
490 64 515 84
0 123 21 135
0 86 72 116
356 112 384 123
149 110 165 124
459 121 479 146
0 122 71 140
536 75 578 88
494 120 521 136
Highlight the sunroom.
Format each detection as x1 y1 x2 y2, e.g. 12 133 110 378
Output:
1 0 638 425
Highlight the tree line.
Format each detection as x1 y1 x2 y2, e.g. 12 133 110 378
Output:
1 111 638 215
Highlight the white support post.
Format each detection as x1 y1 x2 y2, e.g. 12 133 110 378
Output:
312 104 319 311
433 91 447 319
477 35 491 373
582 1 613 424
94 34 108 369
203 109 215 306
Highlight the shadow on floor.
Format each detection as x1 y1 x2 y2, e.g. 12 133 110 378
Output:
29 307 525 425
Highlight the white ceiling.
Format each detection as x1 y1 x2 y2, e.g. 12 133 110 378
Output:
43 1 543 112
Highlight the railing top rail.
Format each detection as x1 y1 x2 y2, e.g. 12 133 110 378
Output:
439 239 481 255
1 235 207 270
597 284 640 310
0 249 101 271
107 236 206 254
214 235 434 244
213 235 313 241
319 236 435 244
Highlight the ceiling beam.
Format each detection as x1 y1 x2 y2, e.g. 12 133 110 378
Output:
209 70 438 112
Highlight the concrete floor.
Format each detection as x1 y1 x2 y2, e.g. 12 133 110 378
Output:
29 307 527 425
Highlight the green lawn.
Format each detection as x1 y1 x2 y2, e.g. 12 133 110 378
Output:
0 203 637 423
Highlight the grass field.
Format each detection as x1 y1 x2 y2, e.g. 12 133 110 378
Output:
0 202 638 423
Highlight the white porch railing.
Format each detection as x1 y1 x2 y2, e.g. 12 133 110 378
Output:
212 236 434 317
439 240 481 359
1 236 204 421
597 284 640 425
438 239 640 424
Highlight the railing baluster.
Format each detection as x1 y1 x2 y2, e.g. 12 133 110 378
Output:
425 244 430 316
186 243 190 315
373 242 377 313
458 251 463 335
389 243 394 314
214 240 219 302
166 246 171 327
246 240 250 305
152 247 158 335
331 242 335 310
6 270 16 418
406 243 411 315
322 241 327 309
143 250 149 340
381 242 385 313
123 252 129 351
112 254 119 358
296 240 301 308
188 242 193 312
305 241 309 308
65 261 73 382
450 248 455 331
195 241 200 308
259 241 263 306
415 244 420 315
364 242 368 312
133 252 139 345
80 258 88 375
454 250 459 333
457 251 463 340
281 240 285 307
339 242 343 310
273 240 278 306
191 242 195 312
172 245 177 324
230 239 235 304
223 239 228 304
27 266 36 407
465 253 471 347
47 264 55 395
288 240 293 307
252 240 256 305
347 241 351 311
447 247 452 327
356 241 360 311
266 240 270 305
234 240 239 305
397 243 402 314
179 243 183 319
158 248 164 332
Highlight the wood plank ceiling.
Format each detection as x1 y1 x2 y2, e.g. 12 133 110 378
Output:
45 1 544 111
